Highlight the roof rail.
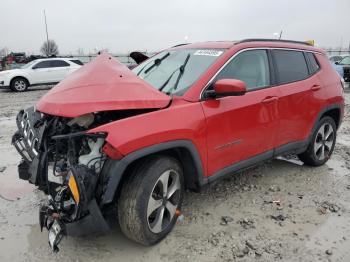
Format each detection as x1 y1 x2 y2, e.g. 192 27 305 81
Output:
172 43 190 48
236 38 311 46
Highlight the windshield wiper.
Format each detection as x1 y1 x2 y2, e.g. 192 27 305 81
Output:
159 53 191 92
137 52 170 76
171 53 191 91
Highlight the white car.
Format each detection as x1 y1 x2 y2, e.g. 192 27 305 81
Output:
0 58 82 92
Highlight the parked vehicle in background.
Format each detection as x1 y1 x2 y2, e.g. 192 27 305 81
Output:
331 60 344 78
129 51 149 65
329 55 346 63
9 52 27 63
0 58 82 91
12 39 344 251
337 56 350 82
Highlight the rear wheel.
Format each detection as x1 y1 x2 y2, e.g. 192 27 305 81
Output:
10 77 29 92
118 156 184 245
298 116 336 166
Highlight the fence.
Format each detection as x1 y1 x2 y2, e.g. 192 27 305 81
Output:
324 49 350 57
74 54 138 66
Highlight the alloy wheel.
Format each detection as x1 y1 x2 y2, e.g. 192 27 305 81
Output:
147 169 181 234
313 123 335 161
14 80 27 91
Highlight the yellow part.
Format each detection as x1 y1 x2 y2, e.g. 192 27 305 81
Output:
68 175 80 204
305 40 315 46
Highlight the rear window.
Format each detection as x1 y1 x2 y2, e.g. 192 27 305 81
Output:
305 52 320 74
273 50 309 84
70 59 83 65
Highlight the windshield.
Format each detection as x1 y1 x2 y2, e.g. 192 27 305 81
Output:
132 49 225 95
21 60 37 69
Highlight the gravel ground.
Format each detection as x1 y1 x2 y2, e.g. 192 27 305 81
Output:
0 86 349 262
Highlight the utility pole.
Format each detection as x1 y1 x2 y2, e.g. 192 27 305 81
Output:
279 30 283 40
43 10 50 56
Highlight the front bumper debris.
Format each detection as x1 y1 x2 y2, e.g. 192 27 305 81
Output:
12 107 47 185
12 107 111 252
39 198 110 252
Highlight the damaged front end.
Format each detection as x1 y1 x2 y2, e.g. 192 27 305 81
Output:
12 107 110 252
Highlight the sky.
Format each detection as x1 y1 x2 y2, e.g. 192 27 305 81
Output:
1 0 349 55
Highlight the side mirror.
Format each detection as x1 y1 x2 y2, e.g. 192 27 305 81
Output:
32 66 38 69
335 61 340 65
211 79 247 98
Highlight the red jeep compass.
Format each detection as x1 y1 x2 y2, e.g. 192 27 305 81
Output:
12 39 345 251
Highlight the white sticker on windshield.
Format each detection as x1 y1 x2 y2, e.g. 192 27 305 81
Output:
193 50 223 57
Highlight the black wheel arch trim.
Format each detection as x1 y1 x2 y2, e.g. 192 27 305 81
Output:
100 139 205 206
311 104 343 134
10 76 30 86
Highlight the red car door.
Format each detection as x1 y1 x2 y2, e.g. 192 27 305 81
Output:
201 49 280 176
272 50 323 147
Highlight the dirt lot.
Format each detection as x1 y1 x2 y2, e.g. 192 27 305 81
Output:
0 86 349 262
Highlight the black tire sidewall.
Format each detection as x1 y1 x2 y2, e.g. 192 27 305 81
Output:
118 156 184 245
308 116 337 166
10 77 28 92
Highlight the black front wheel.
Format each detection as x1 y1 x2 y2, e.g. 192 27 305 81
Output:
118 156 184 245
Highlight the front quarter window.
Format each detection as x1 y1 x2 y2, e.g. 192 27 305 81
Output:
132 49 224 95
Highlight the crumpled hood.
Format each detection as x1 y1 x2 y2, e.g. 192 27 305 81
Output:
36 52 171 117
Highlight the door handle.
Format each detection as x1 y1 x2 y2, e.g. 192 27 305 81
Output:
311 84 321 91
261 96 278 104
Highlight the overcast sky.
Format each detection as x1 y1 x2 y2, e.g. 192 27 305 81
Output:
1 0 349 55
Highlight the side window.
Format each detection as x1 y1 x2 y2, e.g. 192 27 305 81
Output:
215 50 270 90
305 52 320 74
33 61 52 69
50 60 70 67
273 50 309 84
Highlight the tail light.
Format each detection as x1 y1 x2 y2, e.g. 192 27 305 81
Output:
102 142 124 160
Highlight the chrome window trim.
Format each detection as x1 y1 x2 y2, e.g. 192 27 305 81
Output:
199 47 324 100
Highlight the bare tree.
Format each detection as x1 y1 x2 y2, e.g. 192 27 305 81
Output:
40 40 59 57
0 47 9 57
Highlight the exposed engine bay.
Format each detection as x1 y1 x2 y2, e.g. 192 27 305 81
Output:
11 106 153 251
12 107 111 251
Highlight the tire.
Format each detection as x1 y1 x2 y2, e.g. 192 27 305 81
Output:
298 116 337 166
118 156 184 245
10 77 29 92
